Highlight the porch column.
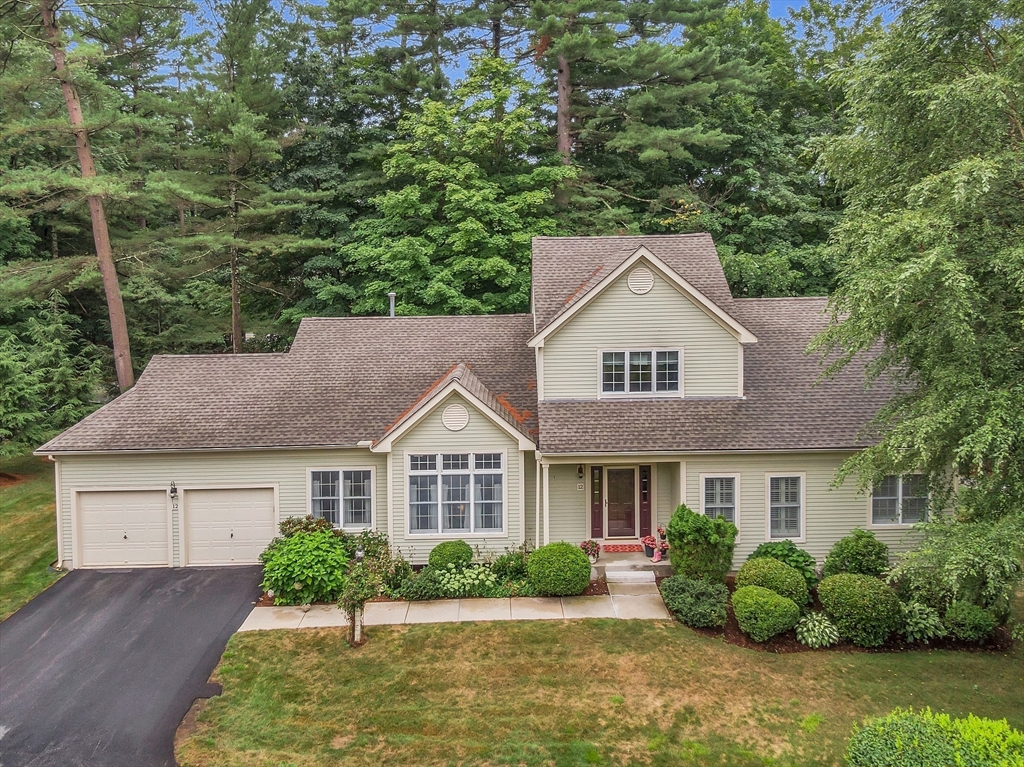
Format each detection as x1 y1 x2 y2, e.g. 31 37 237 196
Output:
542 462 550 546
535 456 542 548
679 460 686 507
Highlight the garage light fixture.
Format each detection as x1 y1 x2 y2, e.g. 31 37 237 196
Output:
169 481 178 499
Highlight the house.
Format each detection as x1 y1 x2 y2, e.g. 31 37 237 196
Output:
36 234 924 571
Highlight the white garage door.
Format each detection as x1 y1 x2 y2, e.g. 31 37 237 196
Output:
78 490 170 567
185 488 276 565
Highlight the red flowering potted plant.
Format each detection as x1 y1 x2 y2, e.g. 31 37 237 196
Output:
580 539 601 564
641 535 657 557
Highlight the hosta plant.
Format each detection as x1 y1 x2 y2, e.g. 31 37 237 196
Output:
901 601 946 643
796 611 840 648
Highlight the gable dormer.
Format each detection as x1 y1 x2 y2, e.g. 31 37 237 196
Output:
529 238 756 402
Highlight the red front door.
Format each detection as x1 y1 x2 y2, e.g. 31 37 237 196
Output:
606 468 636 537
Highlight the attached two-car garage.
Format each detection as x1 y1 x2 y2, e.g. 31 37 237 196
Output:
74 486 277 569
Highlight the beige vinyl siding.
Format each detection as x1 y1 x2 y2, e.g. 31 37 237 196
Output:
546 463 587 543
682 452 923 564
56 448 386 568
656 462 679 532
541 268 741 400
390 393 522 563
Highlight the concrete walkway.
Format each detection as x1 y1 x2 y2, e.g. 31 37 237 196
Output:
237 583 669 631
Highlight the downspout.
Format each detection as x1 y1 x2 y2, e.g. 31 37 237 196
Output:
51 456 63 569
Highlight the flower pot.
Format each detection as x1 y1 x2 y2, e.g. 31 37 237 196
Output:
588 553 599 565
643 544 655 557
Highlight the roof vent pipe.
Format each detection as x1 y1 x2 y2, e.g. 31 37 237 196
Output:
388 292 396 317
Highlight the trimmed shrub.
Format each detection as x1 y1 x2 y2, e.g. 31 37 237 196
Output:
527 542 592 596
736 557 809 606
901 601 946 644
428 540 474 570
846 708 1024 767
747 540 818 587
666 504 737 583
260 530 349 605
492 546 530 582
399 567 445 601
279 514 334 538
817 574 902 647
659 575 728 628
822 528 889 577
944 602 997 642
795 611 839 648
731 585 800 642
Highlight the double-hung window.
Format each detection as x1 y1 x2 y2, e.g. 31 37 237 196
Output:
768 475 802 539
703 476 737 524
601 350 680 395
408 452 504 534
872 474 928 525
310 469 373 529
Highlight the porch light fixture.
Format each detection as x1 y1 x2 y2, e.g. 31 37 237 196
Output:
577 464 584 479
355 543 365 563
169 481 178 499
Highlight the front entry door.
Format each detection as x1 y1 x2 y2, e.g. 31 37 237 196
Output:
606 468 637 537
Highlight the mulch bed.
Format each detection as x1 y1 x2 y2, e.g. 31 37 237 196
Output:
0 472 23 488
659 575 1015 655
581 578 610 596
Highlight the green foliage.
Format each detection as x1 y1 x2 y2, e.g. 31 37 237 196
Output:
437 563 499 598
527 542 592 597
428 540 474 571
731 585 800 642
822 529 889 578
887 515 1024 620
944 602 997 643
279 515 334 537
735 557 809 606
492 545 530 582
659 575 728 629
900 602 946 644
338 562 382 617
846 708 1024 767
665 504 737 583
817 574 902 648
795 612 840 648
748 540 818 587
340 530 412 597
398 567 445 601
259 531 349 605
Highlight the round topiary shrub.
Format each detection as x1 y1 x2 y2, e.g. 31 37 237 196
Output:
666 504 737 583
527 542 592 596
659 574 728 628
822 528 889 577
735 557 809 606
428 540 474 570
817 573 902 647
747 540 818 587
943 602 997 642
846 707 1024 767
731 585 800 642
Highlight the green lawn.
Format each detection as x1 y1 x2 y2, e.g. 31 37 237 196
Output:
0 453 62 620
176 621 1023 767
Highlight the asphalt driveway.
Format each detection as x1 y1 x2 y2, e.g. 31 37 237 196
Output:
0 566 262 767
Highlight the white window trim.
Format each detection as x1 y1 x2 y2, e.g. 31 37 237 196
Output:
764 473 806 544
597 347 684 399
406 450 507 537
867 474 929 528
306 467 376 531
699 473 741 540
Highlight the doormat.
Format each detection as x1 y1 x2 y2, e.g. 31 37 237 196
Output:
602 544 644 553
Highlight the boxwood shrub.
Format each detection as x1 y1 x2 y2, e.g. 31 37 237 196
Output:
747 540 818 587
527 542 592 596
666 504 737 582
259 530 349 605
846 708 1024 767
731 585 800 642
427 540 474 570
659 575 728 628
822 528 889 577
944 602 997 642
735 557 809 606
817 573 902 647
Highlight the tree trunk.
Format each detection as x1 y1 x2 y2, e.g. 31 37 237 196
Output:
229 177 243 354
40 0 134 391
556 54 572 164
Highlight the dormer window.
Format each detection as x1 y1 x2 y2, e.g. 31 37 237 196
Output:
601 350 680 395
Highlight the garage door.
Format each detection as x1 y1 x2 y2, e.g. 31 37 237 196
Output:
78 490 170 567
185 488 276 565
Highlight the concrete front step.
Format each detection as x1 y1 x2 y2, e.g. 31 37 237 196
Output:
604 569 656 583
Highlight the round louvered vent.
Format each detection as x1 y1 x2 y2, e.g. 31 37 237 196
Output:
441 403 469 431
627 266 655 294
